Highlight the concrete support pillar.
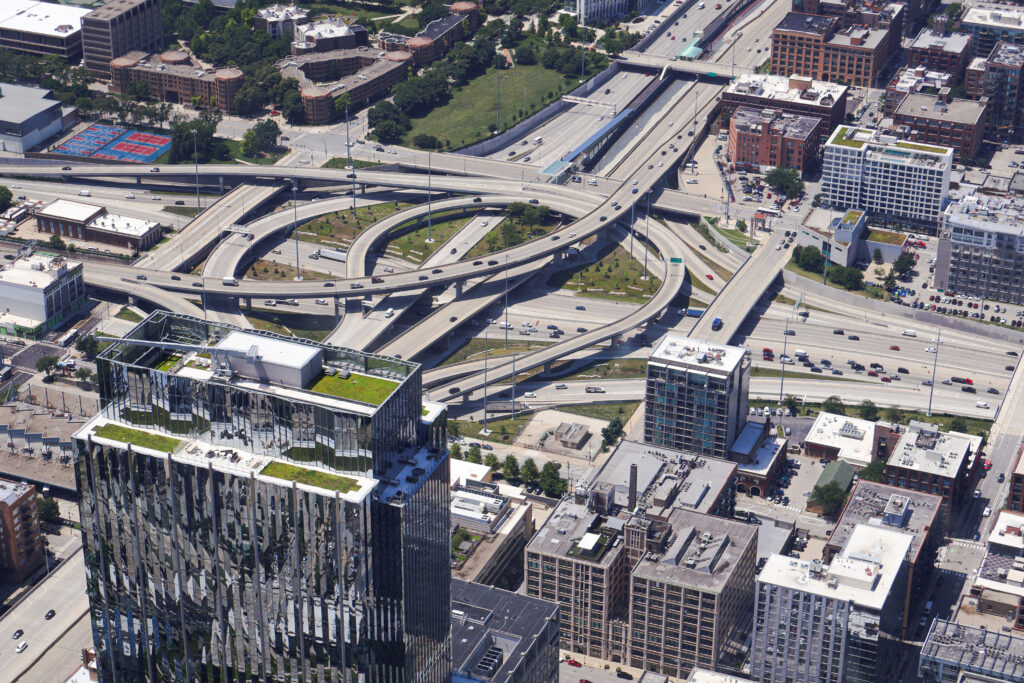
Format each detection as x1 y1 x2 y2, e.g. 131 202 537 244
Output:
544 361 552 373
333 297 342 319
127 296 135 306
136 176 141 185
345 297 362 316
359 183 366 195
219 176 225 193
552 250 563 264
242 297 251 311
454 280 464 297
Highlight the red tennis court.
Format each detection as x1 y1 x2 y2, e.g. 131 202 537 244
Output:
112 141 160 156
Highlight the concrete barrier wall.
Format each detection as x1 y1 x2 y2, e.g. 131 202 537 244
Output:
782 270 1024 345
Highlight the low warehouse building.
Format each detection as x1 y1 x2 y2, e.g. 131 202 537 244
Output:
35 199 162 252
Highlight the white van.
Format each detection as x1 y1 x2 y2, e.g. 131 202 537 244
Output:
78 189 90 197
902 329 917 337
976 401 990 409
794 349 808 358
533 136 543 144
384 308 394 318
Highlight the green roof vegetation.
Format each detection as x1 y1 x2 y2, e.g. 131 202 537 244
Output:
866 229 907 245
896 141 947 154
308 371 399 406
260 461 360 493
150 353 182 372
842 210 863 224
831 126 866 148
93 424 182 453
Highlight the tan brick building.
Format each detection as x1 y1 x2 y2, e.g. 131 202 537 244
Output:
109 51 243 112
907 29 972 84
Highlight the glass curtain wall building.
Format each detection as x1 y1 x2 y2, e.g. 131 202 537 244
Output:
75 312 451 682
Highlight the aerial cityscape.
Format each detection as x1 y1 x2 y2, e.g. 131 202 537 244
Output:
0 0 1022 681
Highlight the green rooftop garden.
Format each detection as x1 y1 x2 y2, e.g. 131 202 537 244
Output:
831 126 866 148
150 353 182 373
308 371 399 406
260 461 360 493
842 210 863 225
895 140 948 154
93 424 182 453
866 229 907 245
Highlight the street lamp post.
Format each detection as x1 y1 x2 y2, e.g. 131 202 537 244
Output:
346 103 356 210
927 330 941 417
643 190 651 276
292 182 301 281
483 329 488 433
191 129 200 215
426 151 433 243
778 318 791 404
503 256 510 349
629 202 635 259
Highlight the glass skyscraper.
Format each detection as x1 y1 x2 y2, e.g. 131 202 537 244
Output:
75 312 451 682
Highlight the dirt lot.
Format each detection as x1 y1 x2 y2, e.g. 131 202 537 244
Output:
515 409 608 461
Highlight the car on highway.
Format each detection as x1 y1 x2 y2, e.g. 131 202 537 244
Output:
984 506 992 517
576 305 586 310
15 641 26 653
706 273 713 280
848 335 859 341
11 629 22 639
783 329 795 336
61 166 71 171
45 609 55 620
567 659 582 667
889 345 900 351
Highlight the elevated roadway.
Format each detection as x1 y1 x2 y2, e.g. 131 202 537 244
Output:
425 218 687 400
688 229 787 342
622 53 753 78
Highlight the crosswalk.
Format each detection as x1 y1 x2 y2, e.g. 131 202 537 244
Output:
948 540 984 549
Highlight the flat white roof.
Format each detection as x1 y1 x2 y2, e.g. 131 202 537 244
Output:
650 334 746 375
726 73 847 107
806 412 876 468
963 6 1024 30
37 198 103 224
886 422 975 478
215 331 320 371
737 436 786 476
988 510 1024 552
760 523 912 610
450 458 491 488
88 212 160 237
578 532 601 552
0 253 78 289
0 0 89 38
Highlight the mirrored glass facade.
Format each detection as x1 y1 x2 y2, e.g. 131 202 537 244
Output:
76 313 452 682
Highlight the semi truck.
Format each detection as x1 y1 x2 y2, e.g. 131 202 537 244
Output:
222 277 238 286
316 248 348 263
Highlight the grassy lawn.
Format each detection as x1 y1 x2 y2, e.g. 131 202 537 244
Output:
309 371 398 405
245 309 336 342
691 219 729 253
785 260 887 300
260 461 359 493
548 244 661 304
151 353 182 373
245 259 332 281
93 424 181 453
224 140 288 166
692 248 734 281
386 211 471 263
706 217 751 250
563 358 648 381
372 13 419 34
115 307 143 323
296 201 413 247
163 205 199 217
440 337 552 366
402 63 579 150
748 398 992 436
559 401 641 424
457 415 532 444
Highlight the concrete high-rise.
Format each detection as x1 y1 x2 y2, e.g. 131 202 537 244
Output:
75 312 451 682
82 0 163 77
644 336 749 460
752 524 912 683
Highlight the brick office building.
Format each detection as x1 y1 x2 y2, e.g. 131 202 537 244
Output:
722 73 849 134
728 106 823 174
109 50 244 112
0 479 43 583
771 12 895 87
892 91 988 161
81 0 163 78
907 28 972 84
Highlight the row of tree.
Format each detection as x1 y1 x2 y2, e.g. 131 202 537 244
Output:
792 245 865 291
451 445 567 497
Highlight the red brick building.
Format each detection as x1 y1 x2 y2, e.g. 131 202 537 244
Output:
728 106 823 174
771 12 895 87
0 479 43 583
907 29 972 84
892 91 988 161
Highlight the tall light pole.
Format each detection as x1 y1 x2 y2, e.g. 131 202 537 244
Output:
927 330 941 417
643 189 651 276
629 201 635 259
778 317 791 404
503 255 510 349
191 129 200 215
426 151 433 243
346 102 356 210
579 0 586 83
496 61 501 133
511 352 517 418
292 181 301 281
483 329 489 432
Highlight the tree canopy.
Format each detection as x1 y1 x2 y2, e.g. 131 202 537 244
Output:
822 395 845 415
809 481 848 518
765 167 804 199
520 458 539 484
169 110 229 163
857 400 879 421
538 461 567 497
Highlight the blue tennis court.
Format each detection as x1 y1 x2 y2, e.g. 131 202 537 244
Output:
54 124 171 163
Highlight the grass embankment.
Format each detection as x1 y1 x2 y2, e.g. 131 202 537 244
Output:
296 202 413 248
785 260 887 300
163 205 199 217
115 307 143 323
457 415 532 443
463 212 560 259
224 140 287 165
559 401 641 423
260 461 359 493
324 157 383 170
93 424 181 452
402 63 579 150
386 210 470 263
245 310 336 342
563 358 649 381
548 244 661 304
748 398 992 436
244 259 332 281
440 338 551 366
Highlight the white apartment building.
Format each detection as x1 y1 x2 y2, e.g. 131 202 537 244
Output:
0 253 84 339
751 523 912 683
820 126 953 229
